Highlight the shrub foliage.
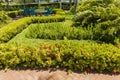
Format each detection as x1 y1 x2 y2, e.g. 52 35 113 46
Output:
72 0 120 44
0 41 120 73
25 23 93 40
0 16 65 43
0 11 11 24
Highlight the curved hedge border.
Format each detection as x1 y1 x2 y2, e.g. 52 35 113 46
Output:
7 10 23 18
0 41 120 73
0 15 65 43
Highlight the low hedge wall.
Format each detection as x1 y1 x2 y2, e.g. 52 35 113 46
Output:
25 23 93 40
0 15 65 43
0 41 120 73
7 10 23 18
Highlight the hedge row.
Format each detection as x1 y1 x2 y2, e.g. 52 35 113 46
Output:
0 15 65 43
25 23 93 40
0 11 11 24
7 10 23 18
25 23 119 44
0 41 120 73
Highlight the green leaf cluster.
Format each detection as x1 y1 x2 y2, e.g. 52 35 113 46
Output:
0 41 120 73
0 16 65 43
25 23 93 40
7 10 23 18
0 11 11 24
72 0 120 43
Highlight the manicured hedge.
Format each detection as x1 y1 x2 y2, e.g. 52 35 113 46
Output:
0 15 65 43
25 23 93 40
0 41 120 73
7 10 23 18
0 11 11 23
54 9 66 15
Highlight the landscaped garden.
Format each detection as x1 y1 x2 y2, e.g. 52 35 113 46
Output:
0 0 120 75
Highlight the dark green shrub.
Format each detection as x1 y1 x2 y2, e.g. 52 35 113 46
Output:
7 10 23 18
72 0 120 44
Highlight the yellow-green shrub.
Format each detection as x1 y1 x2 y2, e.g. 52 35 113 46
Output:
0 41 120 73
7 10 23 18
0 16 65 43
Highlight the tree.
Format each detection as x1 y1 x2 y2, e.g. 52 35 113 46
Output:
69 0 72 9
74 0 78 13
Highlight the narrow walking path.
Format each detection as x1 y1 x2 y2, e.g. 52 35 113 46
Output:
0 69 120 80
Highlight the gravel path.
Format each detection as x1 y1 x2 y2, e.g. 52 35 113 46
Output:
0 69 120 80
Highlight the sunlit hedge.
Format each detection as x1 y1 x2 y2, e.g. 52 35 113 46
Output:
0 41 120 73
0 16 65 43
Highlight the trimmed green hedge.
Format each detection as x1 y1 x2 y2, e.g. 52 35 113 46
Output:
0 11 11 23
0 41 120 73
25 23 93 40
0 15 65 43
7 10 23 18
53 9 66 15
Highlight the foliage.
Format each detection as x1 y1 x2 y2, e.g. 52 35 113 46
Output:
0 1 2 11
7 10 23 18
54 9 66 15
0 11 11 24
0 41 120 73
0 16 65 43
25 23 93 40
72 0 120 44
24 22 120 44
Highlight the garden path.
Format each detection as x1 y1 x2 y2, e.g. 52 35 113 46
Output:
0 69 120 80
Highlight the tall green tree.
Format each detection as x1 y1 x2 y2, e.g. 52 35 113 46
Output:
69 0 72 9
74 0 78 13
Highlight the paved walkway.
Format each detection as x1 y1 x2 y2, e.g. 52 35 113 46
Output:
0 69 120 80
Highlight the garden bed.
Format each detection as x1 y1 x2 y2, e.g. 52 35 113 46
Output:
0 12 120 74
